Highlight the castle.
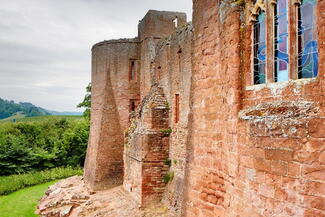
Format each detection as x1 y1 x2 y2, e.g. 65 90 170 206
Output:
38 1 325 216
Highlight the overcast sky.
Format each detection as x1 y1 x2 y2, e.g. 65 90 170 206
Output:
0 0 192 112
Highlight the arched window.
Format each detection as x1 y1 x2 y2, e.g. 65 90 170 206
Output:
253 11 266 84
298 0 318 78
274 0 289 82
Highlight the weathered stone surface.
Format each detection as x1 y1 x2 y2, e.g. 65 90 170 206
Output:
37 176 169 217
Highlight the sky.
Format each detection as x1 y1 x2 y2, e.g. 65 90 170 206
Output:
0 0 192 112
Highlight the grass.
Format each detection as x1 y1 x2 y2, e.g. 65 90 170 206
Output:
0 167 83 196
0 180 57 217
0 115 83 123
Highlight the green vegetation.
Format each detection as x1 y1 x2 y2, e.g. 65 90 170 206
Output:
160 128 172 135
163 171 175 184
0 167 82 196
0 98 51 120
0 180 58 217
77 83 91 119
0 114 82 123
0 117 89 176
164 159 172 167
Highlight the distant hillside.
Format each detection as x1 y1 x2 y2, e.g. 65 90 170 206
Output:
0 98 50 119
0 98 82 120
47 110 83 116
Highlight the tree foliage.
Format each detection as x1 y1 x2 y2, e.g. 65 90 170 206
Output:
0 118 89 176
0 98 50 119
77 83 91 119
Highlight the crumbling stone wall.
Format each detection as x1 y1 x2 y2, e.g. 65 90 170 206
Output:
183 1 325 217
123 23 192 212
138 10 187 100
124 86 170 206
153 24 193 215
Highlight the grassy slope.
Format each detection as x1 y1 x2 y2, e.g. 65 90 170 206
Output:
0 180 57 217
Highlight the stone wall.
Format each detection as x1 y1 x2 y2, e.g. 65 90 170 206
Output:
123 23 192 212
84 39 140 190
124 86 170 206
138 10 187 100
183 1 325 217
153 24 193 215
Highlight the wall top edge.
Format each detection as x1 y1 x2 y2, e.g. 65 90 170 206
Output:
92 38 140 50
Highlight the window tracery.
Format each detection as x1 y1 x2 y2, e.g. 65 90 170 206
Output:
297 0 318 78
274 0 289 82
251 0 267 84
248 0 318 85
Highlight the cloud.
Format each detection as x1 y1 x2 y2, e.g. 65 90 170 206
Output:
0 0 192 111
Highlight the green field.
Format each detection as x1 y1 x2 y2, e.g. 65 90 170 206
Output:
0 114 82 123
0 181 57 217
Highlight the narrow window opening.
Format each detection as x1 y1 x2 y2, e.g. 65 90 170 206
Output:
253 11 266 84
157 66 162 80
274 0 289 82
129 100 136 112
298 0 318 79
175 94 180 124
178 47 182 74
129 60 136 81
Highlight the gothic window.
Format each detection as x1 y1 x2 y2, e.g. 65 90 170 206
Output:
253 11 267 84
274 0 289 82
298 0 318 78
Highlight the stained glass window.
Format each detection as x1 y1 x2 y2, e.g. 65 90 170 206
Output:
298 0 318 78
254 11 266 84
274 0 289 82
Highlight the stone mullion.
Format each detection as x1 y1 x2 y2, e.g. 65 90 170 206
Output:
290 0 300 80
266 1 276 83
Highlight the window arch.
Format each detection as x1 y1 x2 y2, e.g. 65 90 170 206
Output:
297 0 318 78
253 11 267 84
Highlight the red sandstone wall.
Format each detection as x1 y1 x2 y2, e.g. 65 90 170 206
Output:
138 10 187 100
183 1 243 216
124 87 170 206
123 13 192 213
183 1 324 217
84 39 140 190
153 24 193 215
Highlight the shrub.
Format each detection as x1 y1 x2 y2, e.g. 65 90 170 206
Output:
0 167 83 196
0 118 89 175
163 171 174 184
160 128 172 135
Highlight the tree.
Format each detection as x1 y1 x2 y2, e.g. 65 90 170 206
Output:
77 83 91 119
